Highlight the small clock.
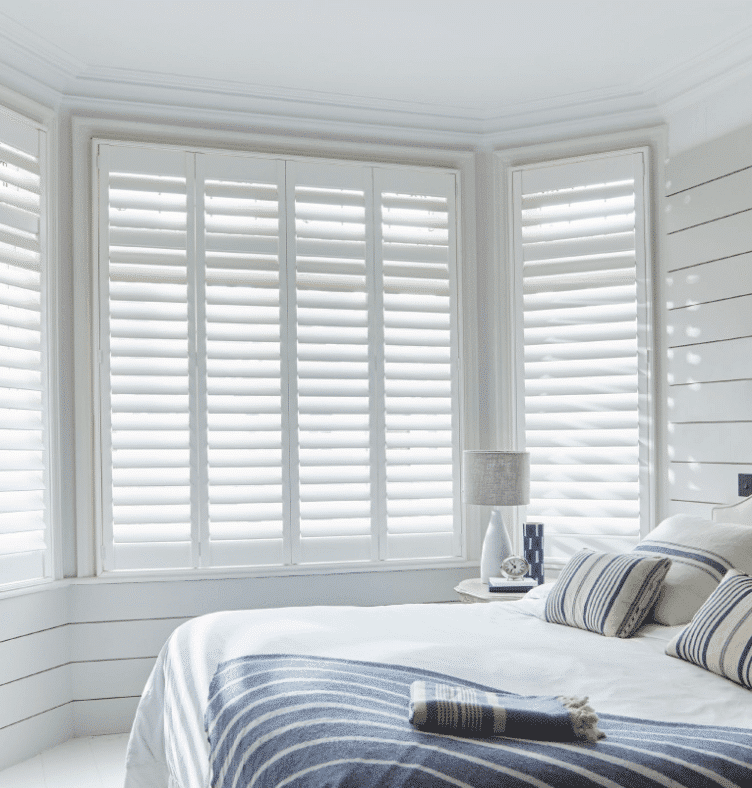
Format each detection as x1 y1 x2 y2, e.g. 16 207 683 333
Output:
500 555 530 581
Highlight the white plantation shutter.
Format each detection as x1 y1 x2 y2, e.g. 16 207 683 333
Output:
376 169 460 560
288 162 374 564
0 111 51 589
100 145 193 570
97 143 461 573
198 154 285 567
512 152 649 562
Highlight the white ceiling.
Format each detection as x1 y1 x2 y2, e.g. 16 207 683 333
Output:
1 0 752 137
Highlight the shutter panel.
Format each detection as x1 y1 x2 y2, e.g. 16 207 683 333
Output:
100 145 193 570
375 169 459 560
197 153 286 567
0 111 50 589
514 153 647 561
288 162 374 564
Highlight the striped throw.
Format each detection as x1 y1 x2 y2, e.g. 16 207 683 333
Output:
666 569 752 689
409 681 604 742
632 514 752 625
204 654 752 788
545 550 671 638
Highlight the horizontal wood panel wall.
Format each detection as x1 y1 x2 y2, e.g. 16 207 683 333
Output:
0 566 466 770
665 124 752 519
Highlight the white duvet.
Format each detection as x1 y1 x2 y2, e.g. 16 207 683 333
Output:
124 590 752 788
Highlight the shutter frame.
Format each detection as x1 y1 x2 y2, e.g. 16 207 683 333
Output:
97 143 463 574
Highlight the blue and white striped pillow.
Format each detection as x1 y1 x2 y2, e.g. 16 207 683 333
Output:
545 550 671 638
666 569 752 689
633 515 752 625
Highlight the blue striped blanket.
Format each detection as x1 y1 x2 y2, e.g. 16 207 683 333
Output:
204 654 752 788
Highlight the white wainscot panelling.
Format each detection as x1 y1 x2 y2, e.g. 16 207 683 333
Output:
668 462 752 505
665 125 752 196
666 254 752 308
0 664 70 730
667 210 752 270
72 698 141 737
669 422 752 465
667 336 752 385
71 567 465 623
665 166 752 234
664 500 715 519
667 295 752 347
668 380 752 423
69 618 190 663
0 625 69 685
71 657 155 702
0 585 69 641
0 705 72 773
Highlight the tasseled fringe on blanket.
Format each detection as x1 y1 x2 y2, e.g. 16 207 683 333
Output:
557 696 606 742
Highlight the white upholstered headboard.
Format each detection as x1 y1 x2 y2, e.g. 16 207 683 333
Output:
711 497 752 525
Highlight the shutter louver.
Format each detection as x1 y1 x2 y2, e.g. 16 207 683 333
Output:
102 146 193 570
515 154 646 561
198 154 285 567
0 112 49 589
376 170 459 560
290 163 373 564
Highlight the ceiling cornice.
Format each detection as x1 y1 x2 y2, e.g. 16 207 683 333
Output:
0 8 748 149
637 21 752 108
0 10 84 91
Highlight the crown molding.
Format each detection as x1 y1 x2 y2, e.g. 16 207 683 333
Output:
0 8 747 151
0 11 84 91
638 21 752 111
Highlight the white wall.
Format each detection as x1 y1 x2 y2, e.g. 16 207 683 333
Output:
665 123 752 517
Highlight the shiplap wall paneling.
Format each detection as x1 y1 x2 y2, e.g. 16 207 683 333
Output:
0 587 71 771
0 665 70 730
669 462 752 507
69 617 189 734
665 125 752 516
0 706 72 773
72 699 141 737
667 337 752 385
71 568 465 622
66 566 467 734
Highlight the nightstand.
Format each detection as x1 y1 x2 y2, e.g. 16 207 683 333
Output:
454 578 528 603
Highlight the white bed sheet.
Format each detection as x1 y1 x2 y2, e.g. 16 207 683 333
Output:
124 598 752 788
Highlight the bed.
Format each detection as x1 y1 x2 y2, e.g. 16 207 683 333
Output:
124 499 752 788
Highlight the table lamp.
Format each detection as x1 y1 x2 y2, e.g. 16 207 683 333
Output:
462 450 530 583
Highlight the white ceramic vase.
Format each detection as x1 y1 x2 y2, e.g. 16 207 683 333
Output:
479 508 513 582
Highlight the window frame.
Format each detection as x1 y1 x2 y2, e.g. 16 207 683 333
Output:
89 137 471 580
494 130 666 568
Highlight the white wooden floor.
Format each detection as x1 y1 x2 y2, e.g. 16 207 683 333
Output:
0 734 128 788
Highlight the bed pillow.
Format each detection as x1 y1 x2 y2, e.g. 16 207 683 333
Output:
665 569 752 690
632 514 752 626
544 550 671 638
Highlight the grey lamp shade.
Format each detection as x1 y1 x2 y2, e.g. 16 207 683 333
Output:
462 451 530 506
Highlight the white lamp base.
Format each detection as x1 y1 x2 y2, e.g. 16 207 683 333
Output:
480 508 513 583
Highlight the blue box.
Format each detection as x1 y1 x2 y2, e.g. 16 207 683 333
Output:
523 522 544 584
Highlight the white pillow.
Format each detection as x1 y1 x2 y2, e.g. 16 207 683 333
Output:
633 514 752 626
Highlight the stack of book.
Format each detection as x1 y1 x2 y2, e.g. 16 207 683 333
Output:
488 577 537 593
